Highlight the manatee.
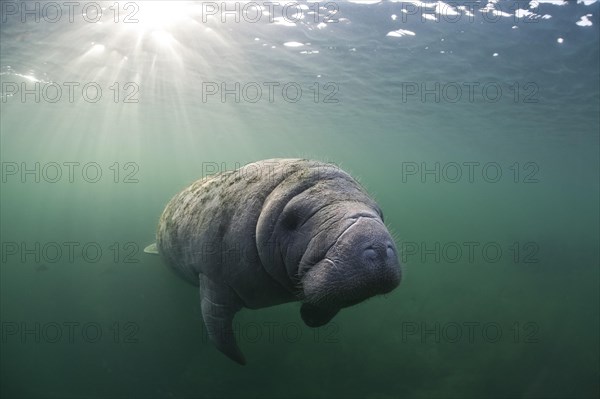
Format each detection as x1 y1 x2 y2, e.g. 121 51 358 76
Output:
146 159 401 364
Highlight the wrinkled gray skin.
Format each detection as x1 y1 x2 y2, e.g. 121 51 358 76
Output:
155 159 401 365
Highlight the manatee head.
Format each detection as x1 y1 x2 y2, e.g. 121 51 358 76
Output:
255 166 402 327
302 214 400 300
298 209 401 321
274 197 401 327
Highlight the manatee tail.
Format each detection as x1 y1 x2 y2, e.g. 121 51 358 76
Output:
199 274 246 365
144 243 159 255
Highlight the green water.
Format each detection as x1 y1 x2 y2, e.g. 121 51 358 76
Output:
1 1 599 398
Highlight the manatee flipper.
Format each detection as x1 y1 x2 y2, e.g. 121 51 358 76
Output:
300 303 339 327
199 274 246 365
144 243 159 254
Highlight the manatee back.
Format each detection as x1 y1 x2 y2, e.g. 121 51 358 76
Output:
155 159 318 286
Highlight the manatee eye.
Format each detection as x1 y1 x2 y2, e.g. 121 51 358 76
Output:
282 211 299 230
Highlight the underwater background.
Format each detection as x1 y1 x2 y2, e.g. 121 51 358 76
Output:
1 1 598 398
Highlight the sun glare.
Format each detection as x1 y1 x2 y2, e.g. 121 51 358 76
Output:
126 1 194 32
151 30 175 46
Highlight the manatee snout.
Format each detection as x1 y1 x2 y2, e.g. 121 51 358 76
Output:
301 215 401 313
